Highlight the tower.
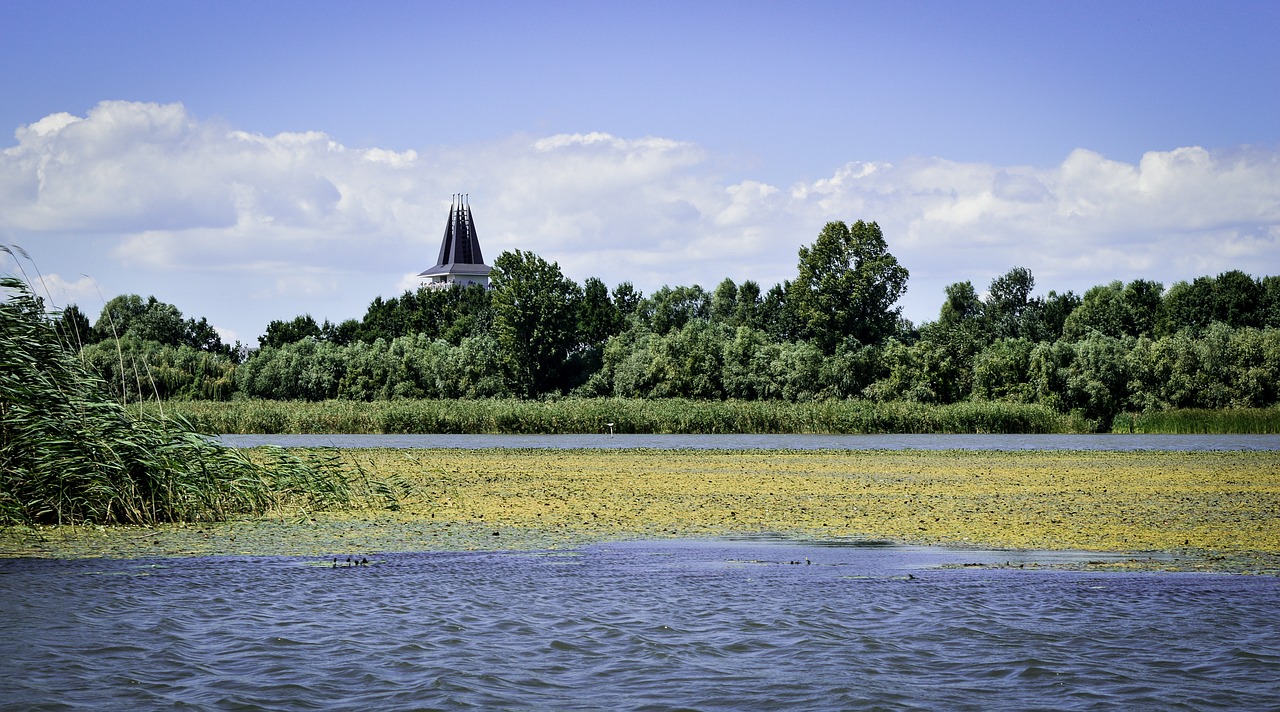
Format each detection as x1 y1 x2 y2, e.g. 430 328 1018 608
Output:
418 194 492 289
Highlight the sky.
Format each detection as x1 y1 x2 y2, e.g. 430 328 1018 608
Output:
2 0 1279 345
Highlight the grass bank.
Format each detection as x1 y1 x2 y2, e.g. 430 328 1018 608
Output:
150 398 1092 435
8 448 1279 573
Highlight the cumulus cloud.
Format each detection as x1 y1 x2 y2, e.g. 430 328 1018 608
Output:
2 100 1278 332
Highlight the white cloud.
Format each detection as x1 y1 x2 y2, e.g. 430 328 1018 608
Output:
2 100 1278 335
33 272 100 307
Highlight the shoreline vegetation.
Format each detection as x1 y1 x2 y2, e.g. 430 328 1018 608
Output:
5 448 1279 575
136 398 1280 435
4 253 1279 573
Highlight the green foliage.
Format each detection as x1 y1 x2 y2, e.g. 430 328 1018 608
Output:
35 233 1280 423
972 338 1037 402
490 250 583 397
156 397 1082 435
640 285 711 335
1160 271 1267 335
357 283 492 345
1117 407 1280 434
578 276 625 346
260 314 322 348
0 273 352 525
94 294 191 347
55 303 95 350
1126 324 1280 410
1064 279 1163 340
789 220 909 352
80 336 238 402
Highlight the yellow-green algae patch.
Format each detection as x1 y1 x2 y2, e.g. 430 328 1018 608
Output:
4 448 1279 573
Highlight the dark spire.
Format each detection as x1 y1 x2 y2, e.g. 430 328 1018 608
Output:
418 193 492 286
434 193 485 267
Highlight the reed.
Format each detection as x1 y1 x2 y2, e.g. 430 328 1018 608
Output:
151 397 1087 435
0 274 363 526
1116 408 1280 434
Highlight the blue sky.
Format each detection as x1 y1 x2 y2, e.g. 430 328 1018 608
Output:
3 0 1279 345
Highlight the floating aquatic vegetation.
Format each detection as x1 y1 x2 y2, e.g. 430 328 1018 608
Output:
7 448 1278 574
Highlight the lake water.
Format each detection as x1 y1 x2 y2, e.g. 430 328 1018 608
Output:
218 432 1280 451
2 539 1277 710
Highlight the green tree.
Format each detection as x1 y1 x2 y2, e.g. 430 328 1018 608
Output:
55 303 96 349
131 298 186 346
321 318 362 346
1212 270 1263 328
259 314 322 348
490 250 584 397
93 294 147 340
94 294 187 347
1160 277 1217 335
734 280 763 330
1065 280 1163 340
184 316 231 359
1122 279 1164 337
710 278 739 326
1262 276 1280 328
643 285 709 335
985 267 1035 340
972 338 1036 402
1029 290 1080 343
759 282 800 342
938 281 984 328
1063 282 1128 340
578 277 624 347
789 220 909 352
611 282 643 319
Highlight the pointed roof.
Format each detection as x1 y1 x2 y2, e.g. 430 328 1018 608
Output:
418 194 492 279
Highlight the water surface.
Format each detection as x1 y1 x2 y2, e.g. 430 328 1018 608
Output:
3 540 1277 710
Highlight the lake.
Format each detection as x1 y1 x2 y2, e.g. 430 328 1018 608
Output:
217 432 1280 451
2 539 1277 710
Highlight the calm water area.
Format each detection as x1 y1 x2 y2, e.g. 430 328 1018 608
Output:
218 432 1280 451
2 539 1278 710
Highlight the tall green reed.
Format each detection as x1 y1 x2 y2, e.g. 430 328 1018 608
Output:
0 270 359 525
154 396 1086 435
1116 408 1280 434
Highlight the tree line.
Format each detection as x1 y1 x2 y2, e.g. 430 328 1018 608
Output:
48 221 1280 428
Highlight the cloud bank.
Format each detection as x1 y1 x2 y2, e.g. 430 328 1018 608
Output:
3 101 1278 335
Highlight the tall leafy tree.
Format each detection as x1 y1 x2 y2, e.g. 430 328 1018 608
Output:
611 282 643 319
259 314 322 348
789 220 908 353
1262 276 1280 328
1212 270 1263 328
985 267 1035 340
490 250 584 397
710 278 739 326
55 303 96 349
643 285 710 335
759 282 800 342
578 277 624 347
734 280 763 330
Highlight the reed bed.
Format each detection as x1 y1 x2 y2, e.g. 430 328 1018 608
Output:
1117 408 1280 434
153 397 1087 435
0 275 366 526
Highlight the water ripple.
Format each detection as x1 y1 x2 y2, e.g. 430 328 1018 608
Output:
2 541 1278 710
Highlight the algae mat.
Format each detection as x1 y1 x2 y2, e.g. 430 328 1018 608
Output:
5 449 1280 572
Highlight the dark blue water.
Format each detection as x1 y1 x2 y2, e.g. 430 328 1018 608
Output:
3 540 1277 710
218 433 1280 451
